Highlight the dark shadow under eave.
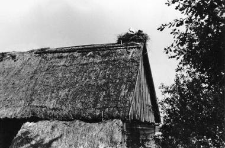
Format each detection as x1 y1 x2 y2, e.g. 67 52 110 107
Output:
142 44 161 123
0 117 41 148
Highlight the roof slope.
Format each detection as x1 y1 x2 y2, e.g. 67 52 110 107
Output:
0 43 160 123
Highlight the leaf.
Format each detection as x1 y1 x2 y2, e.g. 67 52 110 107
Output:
156 0 225 147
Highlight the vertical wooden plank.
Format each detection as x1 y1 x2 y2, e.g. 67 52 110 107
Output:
130 52 156 123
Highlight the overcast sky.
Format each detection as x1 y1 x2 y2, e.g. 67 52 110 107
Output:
0 0 182 98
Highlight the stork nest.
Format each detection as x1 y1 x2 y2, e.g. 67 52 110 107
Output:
117 30 149 44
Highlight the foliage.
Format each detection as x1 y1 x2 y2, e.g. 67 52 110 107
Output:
156 0 225 147
158 0 225 86
156 72 224 148
117 30 149 44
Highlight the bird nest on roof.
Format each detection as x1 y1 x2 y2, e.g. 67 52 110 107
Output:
117 30 149 44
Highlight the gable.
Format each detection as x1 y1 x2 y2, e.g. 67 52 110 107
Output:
129 46 160 123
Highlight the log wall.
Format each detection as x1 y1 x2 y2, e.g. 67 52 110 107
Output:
124 122 156 148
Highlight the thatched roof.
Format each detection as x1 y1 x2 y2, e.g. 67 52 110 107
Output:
10 119 124 148
0 43 160 123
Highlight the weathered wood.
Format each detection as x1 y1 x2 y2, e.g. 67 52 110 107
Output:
129 54 156 123
125 122 156 148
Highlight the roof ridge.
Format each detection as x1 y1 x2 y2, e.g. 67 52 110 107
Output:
34 42 142 54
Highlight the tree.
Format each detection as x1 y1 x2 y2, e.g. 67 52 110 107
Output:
158 0 225 86
156 0 225 147
156 71 224 148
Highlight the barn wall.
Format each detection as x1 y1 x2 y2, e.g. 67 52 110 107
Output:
142 45 161 123
129 55 155 123
124 122 156 148
8 120 156 148
10 119 125 148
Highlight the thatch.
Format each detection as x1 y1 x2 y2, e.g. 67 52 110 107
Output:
10 119 124 148
0 43 160 123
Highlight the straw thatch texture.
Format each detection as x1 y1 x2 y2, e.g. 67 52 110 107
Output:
10 119 124 148
0 43 160 123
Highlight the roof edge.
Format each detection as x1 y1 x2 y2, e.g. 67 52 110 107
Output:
34 42 143 54
142 44 161 123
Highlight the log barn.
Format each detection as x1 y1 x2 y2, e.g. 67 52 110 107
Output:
0 42 160 148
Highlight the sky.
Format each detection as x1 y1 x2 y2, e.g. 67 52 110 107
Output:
0 0 182 98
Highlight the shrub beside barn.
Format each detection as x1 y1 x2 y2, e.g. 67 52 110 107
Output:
0 42 160 148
